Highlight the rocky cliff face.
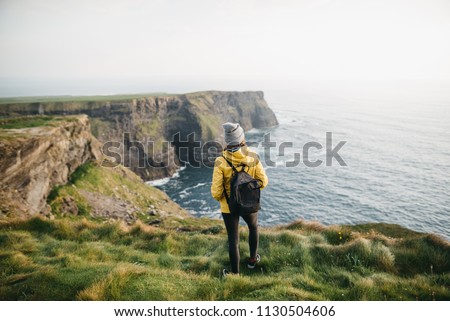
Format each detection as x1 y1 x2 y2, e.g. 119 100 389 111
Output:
0 91 278 180
0 115 101 216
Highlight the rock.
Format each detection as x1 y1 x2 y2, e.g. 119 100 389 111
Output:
177 227 192 232
60 196 78 216
148 219 161 226
0 91 278 181
0 115 100 216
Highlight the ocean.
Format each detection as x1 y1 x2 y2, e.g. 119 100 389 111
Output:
150 88 450 240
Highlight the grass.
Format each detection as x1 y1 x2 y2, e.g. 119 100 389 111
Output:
0 90 251 105
48 161 155 209
0 93 172 105
0 216 448 301
0 116 79 129
46 161 222 233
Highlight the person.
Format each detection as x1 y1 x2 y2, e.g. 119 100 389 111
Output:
211 122 268 277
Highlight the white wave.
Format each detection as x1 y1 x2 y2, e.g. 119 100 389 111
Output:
146 166 184 187
147 177 170 187
192 182 207 188
178 182 207 194
178 184 207 198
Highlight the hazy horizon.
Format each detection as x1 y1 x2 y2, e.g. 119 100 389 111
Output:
1 0 450 99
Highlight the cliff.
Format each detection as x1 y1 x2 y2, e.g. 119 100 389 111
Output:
0 91 278 180
0 115 100 216
0 115 190 222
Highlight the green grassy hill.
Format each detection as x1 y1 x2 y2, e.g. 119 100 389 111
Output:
1 214 449 300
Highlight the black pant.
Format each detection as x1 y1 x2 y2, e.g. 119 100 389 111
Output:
222 212 258 274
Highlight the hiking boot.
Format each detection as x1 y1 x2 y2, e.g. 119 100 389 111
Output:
247 254 261 269
222 269 230 278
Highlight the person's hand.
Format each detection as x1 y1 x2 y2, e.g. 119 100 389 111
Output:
250 181 262 189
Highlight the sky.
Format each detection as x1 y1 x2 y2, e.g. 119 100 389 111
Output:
0 0 450 96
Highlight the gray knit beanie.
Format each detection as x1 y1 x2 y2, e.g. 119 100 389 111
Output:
222 122 245 146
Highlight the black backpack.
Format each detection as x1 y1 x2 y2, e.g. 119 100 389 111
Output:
222 156 261 215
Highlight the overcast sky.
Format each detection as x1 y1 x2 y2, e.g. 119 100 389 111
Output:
0 0 449 96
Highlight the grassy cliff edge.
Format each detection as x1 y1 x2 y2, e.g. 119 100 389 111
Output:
1 215 448 300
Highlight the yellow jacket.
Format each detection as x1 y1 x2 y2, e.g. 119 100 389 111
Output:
211 146 268 214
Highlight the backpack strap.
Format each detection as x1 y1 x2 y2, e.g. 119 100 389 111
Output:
221 156 238 173
221 156 242 204
221 156 231 203
223 183 230 203
222 156 251 173
220 156 249 204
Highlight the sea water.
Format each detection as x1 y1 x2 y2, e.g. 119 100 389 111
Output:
149 89 450 240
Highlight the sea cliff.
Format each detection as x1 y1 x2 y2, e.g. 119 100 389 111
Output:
0 91 278 180
0 115 100 216
0 115 190 221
